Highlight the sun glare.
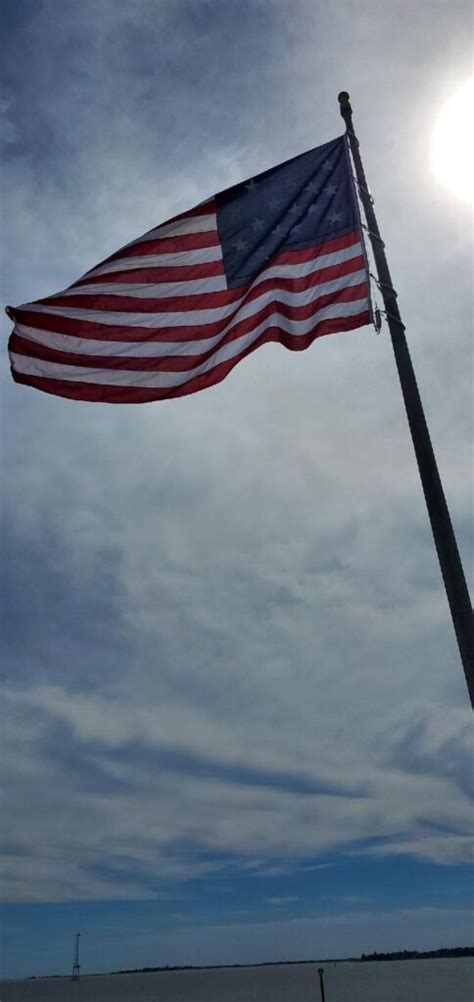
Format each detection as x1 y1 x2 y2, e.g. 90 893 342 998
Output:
431 78 474 203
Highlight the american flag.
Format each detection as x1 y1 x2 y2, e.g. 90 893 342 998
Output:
8 135 371 404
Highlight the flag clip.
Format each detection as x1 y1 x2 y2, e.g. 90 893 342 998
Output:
362 225 385 248
357 182 374 205
373 305 406 333
384 310 406 331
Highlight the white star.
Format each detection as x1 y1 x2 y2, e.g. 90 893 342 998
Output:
304 180 318 194
245 179 259 193
323 183 338 196
267 196 282 210
308 203 319 215
234 238 248 252
291 223 302 234
321 159 334 172
328 210 343 224
288 203 299 216
251 217 264 232
272 224 283 235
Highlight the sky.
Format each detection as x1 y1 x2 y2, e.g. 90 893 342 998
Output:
1 0 473 981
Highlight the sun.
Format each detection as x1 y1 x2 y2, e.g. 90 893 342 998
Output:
431 78 474 203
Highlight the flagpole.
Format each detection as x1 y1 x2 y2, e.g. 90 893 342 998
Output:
337 91 474 708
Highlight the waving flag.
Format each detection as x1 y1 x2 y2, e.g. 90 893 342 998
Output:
7 135 371 403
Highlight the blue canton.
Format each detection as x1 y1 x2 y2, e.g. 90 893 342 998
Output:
216 135 359 289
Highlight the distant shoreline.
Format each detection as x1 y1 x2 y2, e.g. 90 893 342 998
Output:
23 946 474 980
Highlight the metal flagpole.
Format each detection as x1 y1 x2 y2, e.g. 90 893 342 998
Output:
337 91 474 708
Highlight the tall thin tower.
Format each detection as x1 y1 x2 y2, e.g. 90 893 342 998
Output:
71 932 81 981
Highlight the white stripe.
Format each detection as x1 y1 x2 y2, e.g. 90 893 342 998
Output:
11 298 369 388
76 245 223 280
51 275 229 299
14 322 224 359
124 211 217 246
23 270 368 330
260 241 364 279
78 207 216 279
78 212 217 278
53 242 364 301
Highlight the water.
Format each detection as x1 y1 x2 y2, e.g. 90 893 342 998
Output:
1 958 473 1001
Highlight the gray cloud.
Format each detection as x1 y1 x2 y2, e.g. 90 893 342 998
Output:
1 0 472 921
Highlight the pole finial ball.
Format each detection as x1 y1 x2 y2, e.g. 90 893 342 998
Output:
338 91 350 104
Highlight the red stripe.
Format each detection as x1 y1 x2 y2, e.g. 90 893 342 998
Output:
48 256 365 313
11 312 371 404
72 229 359 290
109 227 219 258
14 280 368 346
91 200 217 269
10 285 368 371
41 284 242 313
71 260 225 288
274 234 360 267
99 228 358 272
59 231 221 286
166 198 215 223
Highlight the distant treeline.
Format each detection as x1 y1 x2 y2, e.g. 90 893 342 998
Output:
113 946 473 974
359 947 474 962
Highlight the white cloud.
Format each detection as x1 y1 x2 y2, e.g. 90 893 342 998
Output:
1 678 472 901
265 896 299 905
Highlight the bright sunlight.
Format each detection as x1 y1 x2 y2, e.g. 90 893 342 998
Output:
431 78 474 203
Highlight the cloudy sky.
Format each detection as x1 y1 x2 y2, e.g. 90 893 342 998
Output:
1 0 473 981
